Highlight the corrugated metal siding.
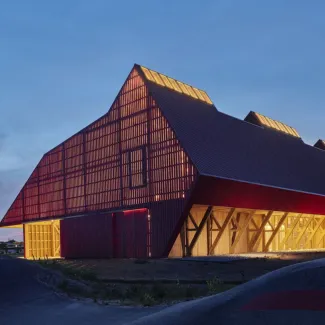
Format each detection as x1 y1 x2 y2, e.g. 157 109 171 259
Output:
60 213 114 258
61 209 149 258
149 198 187 257
114 209 148 258
192 176 325 215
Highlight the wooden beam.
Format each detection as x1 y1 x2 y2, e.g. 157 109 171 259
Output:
248 211 273 251
209 208 236 255
315 225 325 248
263 212 288 252
210 214 221 230
279 214 301 250
207 215 211 255
315 231 325 248
188 212 198 230
294 215 314 249
51 222 55 257
266 220 274 231
180 223 186 257
230 213 241 245
230 210 256 254
187 206 213 255
185 215 189 256
305 217 324 246
250 218 259 230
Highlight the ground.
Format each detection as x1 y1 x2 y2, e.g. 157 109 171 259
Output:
131 257 325 325
34 251 325 305
4 252 325 324
41 251 325 283
0 256 162 324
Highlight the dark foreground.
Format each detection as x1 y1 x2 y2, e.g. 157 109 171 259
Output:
130 258 325 325
0 256 160 324
3 256 325 325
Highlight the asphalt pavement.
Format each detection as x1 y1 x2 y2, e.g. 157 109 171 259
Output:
0 256 161 325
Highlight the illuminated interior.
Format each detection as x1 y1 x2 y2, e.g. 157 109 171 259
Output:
24 220 61 259
140 66 213 105
169 205 325 257
252 111 300 138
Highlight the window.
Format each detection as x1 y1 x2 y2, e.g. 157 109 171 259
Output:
128 147 147 188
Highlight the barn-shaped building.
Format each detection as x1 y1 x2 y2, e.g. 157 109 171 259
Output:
2 64 325 259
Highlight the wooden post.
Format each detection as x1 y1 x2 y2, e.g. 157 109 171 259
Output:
294 215 314 249
230 210 256 254
209 208 236 255
306 217 324 247
279 214 301 250
187 206 213 255
248 211 273 251
180 222 186 257
263 212 288 252
207 214 211 255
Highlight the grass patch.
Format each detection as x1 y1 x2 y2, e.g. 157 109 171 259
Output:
36 259 238 305
206 276 223 294
37 259 98 282
60 279 236 305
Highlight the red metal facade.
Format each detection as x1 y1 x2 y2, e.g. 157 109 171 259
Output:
61 209 150 258
60 213 114 258
114 209 149 258
2 66 197 257
192 176 325 215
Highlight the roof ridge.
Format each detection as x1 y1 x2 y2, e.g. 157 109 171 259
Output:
135 64 213 105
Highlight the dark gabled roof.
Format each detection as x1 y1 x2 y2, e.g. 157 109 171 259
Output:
144 78 325 197
314 139 325 151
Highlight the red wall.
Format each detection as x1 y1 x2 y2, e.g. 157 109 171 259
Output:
192 176 325 215
60 209 149 259
60 213 114 258
149 199 188 257
114 209 148 258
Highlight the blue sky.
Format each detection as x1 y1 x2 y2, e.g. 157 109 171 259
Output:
1 0 325 240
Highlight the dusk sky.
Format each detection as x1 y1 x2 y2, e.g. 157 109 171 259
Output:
1 0 325 241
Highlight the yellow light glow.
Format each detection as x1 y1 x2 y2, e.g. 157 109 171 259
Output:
275 121 287 133
192 87 206 101
140 66 213 104
184 84 198 99
167 77 182 93
292 127 300 137
141 67 155 82
254 112 300 138
177 81 191 96
150 70 165 86
159 74 173 88
256 113 269 126
199 90 213 105
266 117 278 129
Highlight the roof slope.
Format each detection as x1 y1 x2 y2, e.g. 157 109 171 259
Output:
145 80 325 197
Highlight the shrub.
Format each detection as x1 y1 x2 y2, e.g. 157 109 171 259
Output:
206 276 223 294
151 283 166 299
140 293 156 306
